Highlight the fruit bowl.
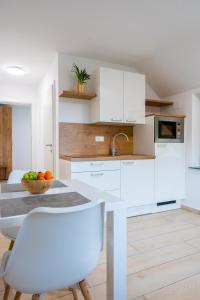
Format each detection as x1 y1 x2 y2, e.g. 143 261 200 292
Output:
21 171 54 194
21 179 54 194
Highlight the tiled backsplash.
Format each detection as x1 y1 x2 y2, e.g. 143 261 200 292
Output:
59 123 134 156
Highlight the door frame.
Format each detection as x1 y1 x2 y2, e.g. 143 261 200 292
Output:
0 100 33 169
52 81 57 175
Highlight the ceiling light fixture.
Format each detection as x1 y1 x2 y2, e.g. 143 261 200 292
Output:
5 66 26 76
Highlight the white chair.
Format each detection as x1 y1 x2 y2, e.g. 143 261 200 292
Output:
7 170 28 184
1 199 105 300
1 170 27 250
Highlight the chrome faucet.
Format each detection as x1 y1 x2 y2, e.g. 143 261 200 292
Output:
111 133 129 156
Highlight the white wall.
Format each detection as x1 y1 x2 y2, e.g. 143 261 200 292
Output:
58 53 160 123
162 91 192 165
0 82 40 169
12 105 32 170
186 168 200 210
37 54 59 175
185 92 200 210
191 94 200 166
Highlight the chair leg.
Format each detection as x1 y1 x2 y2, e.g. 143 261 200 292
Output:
69 288 79 300
79 280 92 300
8 240 15 251
3 284 10 300
14 291 22 300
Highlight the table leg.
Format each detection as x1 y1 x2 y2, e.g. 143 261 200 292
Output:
106 206 127 300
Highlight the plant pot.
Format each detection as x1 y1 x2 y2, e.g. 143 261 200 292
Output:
77 83 85 93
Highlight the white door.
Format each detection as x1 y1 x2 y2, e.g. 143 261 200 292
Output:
100 67 124 122
124 71 145 124
43 83 55 173
121 160 155 207
155 143 185 203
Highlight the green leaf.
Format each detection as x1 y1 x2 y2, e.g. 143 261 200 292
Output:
71 63 91 84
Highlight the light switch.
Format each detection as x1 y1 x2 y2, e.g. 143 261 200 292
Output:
95 136 104 142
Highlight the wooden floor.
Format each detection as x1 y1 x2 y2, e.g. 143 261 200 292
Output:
1 208 200 299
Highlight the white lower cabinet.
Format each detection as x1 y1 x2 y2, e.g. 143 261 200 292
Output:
65 159 156 213
121 160 155 207
155 143 185 203
71 160 121 196
71 170 120 192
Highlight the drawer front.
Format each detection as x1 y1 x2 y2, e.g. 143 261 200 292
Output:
71 160 120 172
72 170 120 191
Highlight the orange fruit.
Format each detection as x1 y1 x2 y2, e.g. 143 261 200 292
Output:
37 171 45 180
44 170 54 180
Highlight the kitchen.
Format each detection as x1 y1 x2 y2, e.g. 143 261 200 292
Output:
58 59 186 217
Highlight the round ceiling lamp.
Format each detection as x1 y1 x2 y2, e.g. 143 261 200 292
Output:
5 66 26 76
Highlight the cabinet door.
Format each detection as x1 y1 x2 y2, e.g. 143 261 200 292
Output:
155 143 185 203
0 106 12 179
72 170 120 191
71 160 120 172
124 72 145 124
121 160 155 207
100 67 124 122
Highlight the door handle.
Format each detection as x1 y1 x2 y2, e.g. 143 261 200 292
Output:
111 118 123 122
90 162 104 166
90 172 104 176
45 144 53 147
126 119 136 123
122 161 135 166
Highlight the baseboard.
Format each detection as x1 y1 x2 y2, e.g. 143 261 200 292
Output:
127 204 155 217
127 200 184 217
181 204 200 215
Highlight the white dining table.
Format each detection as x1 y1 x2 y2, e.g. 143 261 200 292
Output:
0 179 127 300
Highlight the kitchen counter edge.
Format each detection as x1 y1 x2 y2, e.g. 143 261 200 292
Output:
60 154 156 162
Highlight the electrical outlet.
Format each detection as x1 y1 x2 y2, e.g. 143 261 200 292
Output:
95 136 104 142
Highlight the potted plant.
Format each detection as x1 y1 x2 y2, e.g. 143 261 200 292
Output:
72 63 91 93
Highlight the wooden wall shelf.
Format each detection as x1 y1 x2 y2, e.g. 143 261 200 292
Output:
59 90 96 100
145 99 174 107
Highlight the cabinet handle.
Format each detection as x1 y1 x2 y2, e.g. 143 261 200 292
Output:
122 161 135 165
126 119 136 123
90 162 104 166
90 172 104 176
111 118 123 122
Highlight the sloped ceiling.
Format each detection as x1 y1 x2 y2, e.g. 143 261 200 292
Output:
135 37 200 98
0 0 200 96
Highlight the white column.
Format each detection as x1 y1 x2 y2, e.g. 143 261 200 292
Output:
106 204 127 300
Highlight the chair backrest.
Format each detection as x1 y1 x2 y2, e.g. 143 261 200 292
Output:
3 199 105 294
7 170 27 184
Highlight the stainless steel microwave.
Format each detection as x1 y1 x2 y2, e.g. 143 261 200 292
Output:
154 116 184 143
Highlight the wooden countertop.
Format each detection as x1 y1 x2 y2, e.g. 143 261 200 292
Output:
60 154 156 161
146 113 186 118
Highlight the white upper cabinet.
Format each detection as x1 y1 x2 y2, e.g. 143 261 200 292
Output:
91 67 145 124
124 71 145 124
99 67 124 123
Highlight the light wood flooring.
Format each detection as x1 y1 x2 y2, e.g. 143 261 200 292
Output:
1 208 200 299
